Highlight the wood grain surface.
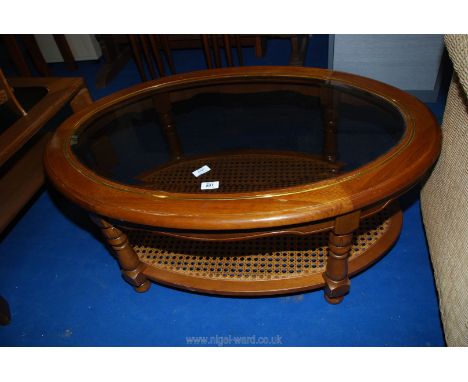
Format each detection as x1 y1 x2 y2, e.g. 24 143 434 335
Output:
44 66 440 231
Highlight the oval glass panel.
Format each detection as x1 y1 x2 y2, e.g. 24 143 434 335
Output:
71 77 405 194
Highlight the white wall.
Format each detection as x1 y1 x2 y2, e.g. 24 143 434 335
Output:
34 35 102 62
329 34 445 100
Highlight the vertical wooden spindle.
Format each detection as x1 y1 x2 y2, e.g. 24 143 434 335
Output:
149 35 166 77
129 35 147 81
235 35 243 66
224 35 233 67
212 35 221 68
201 34 213 69
140 35 157 79
160 35 176 74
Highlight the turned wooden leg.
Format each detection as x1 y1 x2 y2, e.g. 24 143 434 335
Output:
90 215 150 293
320 86 339 165
324 210 360 304
153 93 183 160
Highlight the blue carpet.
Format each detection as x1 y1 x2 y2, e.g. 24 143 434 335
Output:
0 35 447 346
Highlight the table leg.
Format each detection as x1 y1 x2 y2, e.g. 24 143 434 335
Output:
153 93 183 160
323 210 360 304
90 215 150 293
320 86 339 165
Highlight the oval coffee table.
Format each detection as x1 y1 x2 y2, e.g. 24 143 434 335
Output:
44 67 441 304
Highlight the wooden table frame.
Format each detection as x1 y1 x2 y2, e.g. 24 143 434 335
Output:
44 66 441 304
0 76 90 232
1 74 90 324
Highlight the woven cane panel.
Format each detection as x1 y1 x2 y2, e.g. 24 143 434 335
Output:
138 152 339 193
128 208 391 281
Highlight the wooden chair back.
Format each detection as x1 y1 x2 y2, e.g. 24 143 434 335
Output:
129 34 249 81
0 68 26 116
201 35 244 68
128 35 175 81
1 35 77 77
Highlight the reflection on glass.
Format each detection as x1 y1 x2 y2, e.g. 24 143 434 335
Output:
72 79 405 193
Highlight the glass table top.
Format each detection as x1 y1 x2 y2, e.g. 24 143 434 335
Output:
71 77 405 194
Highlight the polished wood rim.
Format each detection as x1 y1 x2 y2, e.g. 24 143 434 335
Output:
44 66 441 230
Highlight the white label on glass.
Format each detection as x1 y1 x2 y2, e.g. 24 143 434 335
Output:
201 181 219 190
192 165 211 177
